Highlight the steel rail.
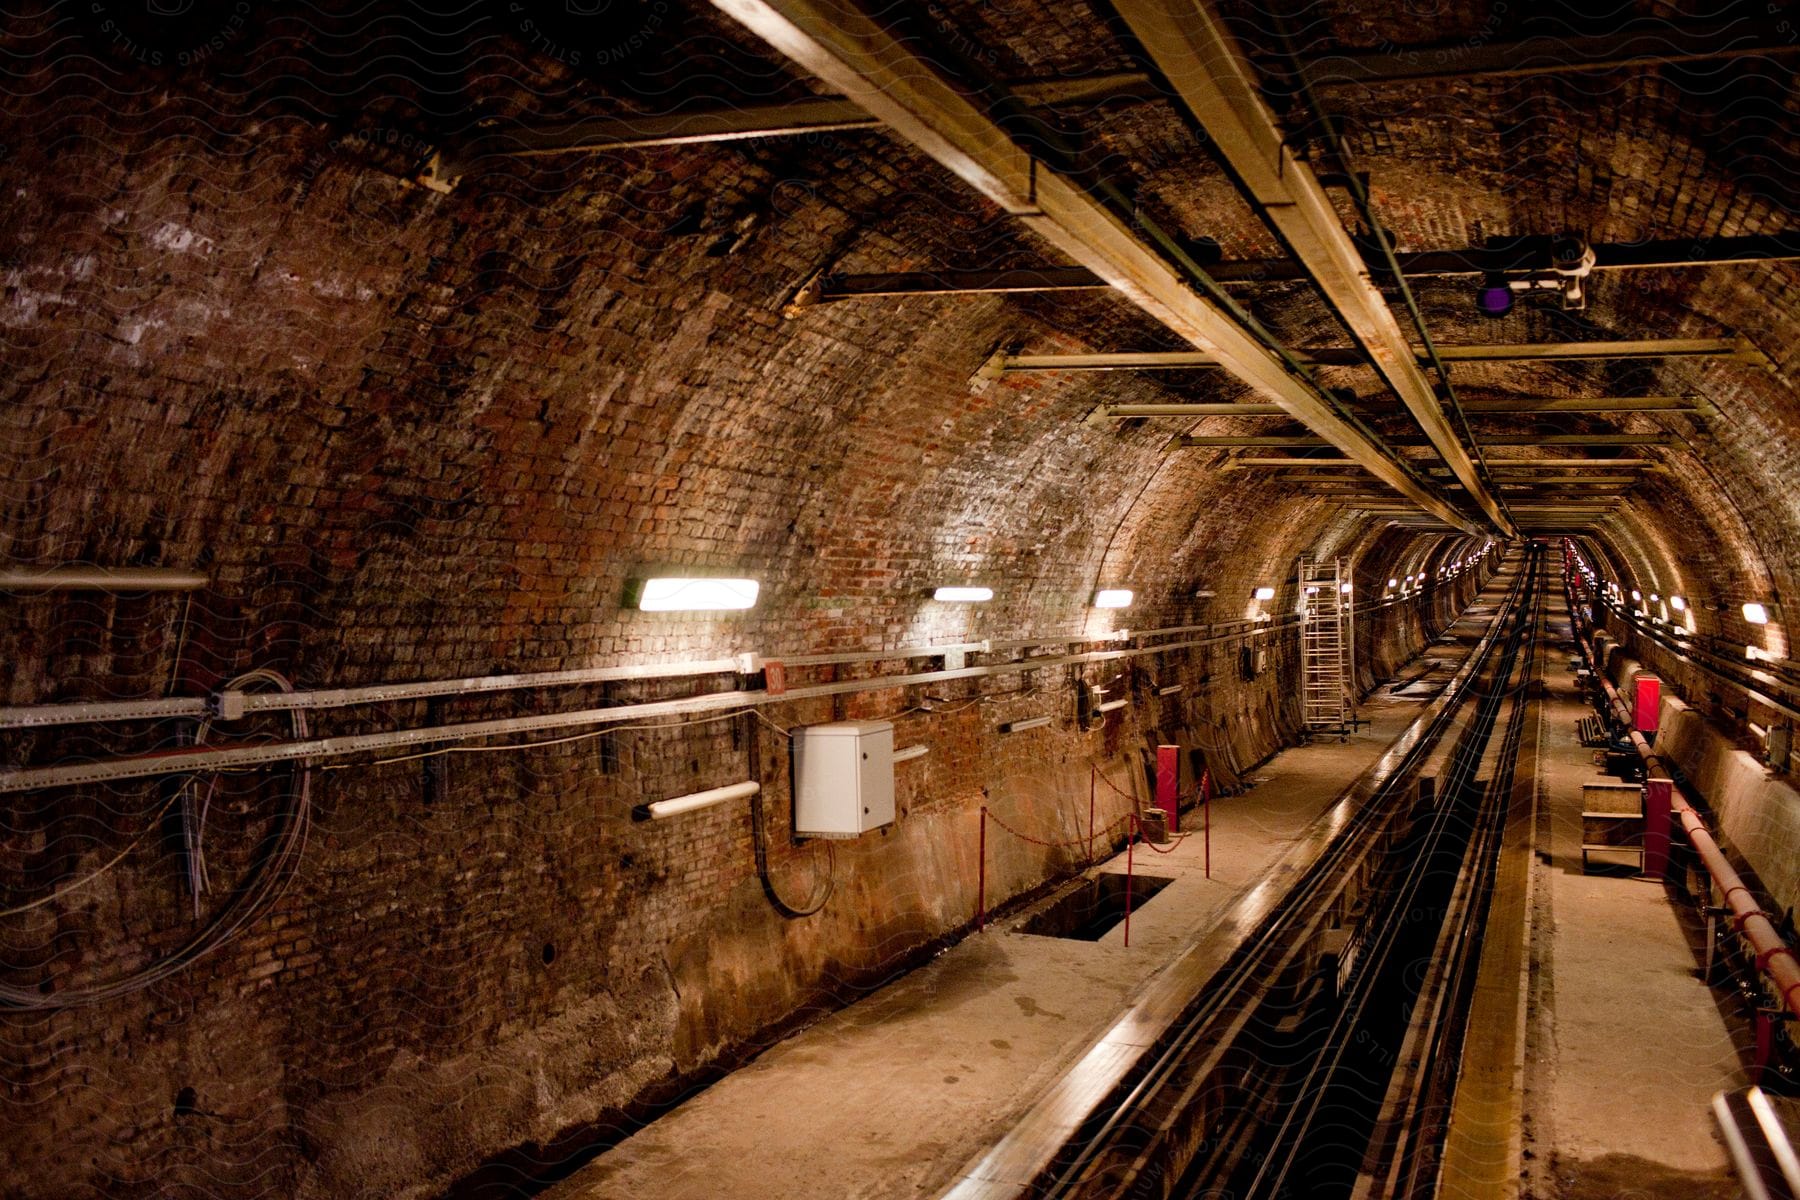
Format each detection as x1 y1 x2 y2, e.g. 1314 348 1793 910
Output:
1242 548 1542 1200
1010 561 1531 1200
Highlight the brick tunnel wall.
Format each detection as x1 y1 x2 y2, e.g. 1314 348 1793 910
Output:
10 0 1797 1194
0 9 1504 1198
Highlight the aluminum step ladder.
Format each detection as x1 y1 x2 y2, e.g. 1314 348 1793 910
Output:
1298 555 1356 737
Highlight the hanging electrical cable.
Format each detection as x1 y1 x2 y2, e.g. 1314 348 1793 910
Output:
0 668 312 1010
746 713 834 918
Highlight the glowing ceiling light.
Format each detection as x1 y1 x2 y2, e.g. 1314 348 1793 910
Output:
934 586 993 603
1253 586 1276 601
1670 596 1686 612
1093 588 1134 609
1744 602 1770 625
636 577 760 611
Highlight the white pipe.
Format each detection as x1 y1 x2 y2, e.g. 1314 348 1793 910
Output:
645 780 759 820
1000 715 1053 733
0 625 1311 792
0 619 1300 732
0 567 207 592
893 744 929 763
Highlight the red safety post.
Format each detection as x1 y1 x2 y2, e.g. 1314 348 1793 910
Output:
1156 744 1179 834
1643 777 1672 878
1202 768 1212 879
977 805 987 932
1635 674 1662 735
1124 813 1136 948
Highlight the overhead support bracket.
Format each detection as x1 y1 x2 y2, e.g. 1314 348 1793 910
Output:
1090 395 1703 422
1176 433 1670 449
996 337 1766 373
795 236 1800 307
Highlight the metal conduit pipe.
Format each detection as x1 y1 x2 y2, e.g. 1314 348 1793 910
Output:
1571 581 1800 1025
0 566 1504 795
0 566 208 591
0 614 1303 731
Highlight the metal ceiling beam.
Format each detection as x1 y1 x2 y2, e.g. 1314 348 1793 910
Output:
1108 0 1511 534
995 337 1766 372
1089 395 1702 421
799 235 1800 304
713 0 1480 533
428 73 1154 181
426 19 1799 184
1225 456 1664 470
1175 433 1670 448
1301 18 1800 86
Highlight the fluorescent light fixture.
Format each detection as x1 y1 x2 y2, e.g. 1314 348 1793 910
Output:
934 586 993 602
1670 596 1686 611
1156 684 1184 696
1093 588 1134 609
1744 602 1770 625
1340 582 1353 594
1649 594 1660 603
1253 586 1276 601
1305 585 1319 595
1388 578 1399 589
1094 698 1130 714
1631 590 1641 602
893 744 930 763
637 577 760 611
646 780 760 820
1000 715 1052 733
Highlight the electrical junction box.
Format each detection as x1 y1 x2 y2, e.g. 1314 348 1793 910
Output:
794 721 894 839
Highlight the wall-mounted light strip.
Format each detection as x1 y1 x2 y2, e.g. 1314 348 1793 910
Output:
893 744 930 763
1745 602 1771 625
1156 684 1184 696
1252 586 1276 600
637 577 760 611
1094 699 1130 714
999 715 1052 733
1094 588 1134 608
934 586 994 602
644 780 760 820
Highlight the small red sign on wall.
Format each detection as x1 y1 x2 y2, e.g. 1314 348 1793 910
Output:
764 660 786 695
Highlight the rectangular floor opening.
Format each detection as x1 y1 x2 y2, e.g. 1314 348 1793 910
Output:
1017 872 1176 941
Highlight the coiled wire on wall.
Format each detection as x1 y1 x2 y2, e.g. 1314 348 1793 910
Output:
0 669 313 1009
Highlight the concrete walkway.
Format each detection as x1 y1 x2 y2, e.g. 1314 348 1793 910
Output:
545 595 1508 1200
1521 581 1744 1200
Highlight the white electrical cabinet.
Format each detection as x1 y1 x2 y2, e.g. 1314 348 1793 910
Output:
793 721 895 838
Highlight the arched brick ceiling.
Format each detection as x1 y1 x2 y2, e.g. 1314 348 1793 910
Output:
1 0 1796 692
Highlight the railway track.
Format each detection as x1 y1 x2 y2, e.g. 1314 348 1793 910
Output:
1024 546 1546 1200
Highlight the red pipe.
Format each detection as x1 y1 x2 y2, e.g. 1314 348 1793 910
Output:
1570 571 1800 1031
